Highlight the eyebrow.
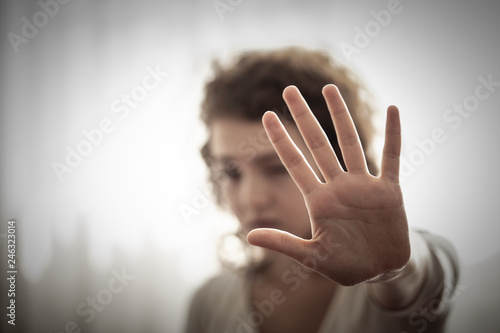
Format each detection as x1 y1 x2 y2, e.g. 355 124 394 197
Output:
212 152 282 164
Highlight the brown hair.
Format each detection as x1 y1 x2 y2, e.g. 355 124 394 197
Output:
200 46 380 269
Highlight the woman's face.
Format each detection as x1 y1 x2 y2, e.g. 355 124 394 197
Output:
209 118 322 240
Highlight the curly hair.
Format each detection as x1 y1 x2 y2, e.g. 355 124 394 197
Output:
199 46 380 269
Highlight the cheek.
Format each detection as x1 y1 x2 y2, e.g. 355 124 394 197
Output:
219 183 241 213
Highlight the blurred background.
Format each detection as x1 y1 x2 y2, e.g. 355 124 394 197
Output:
1 0 499 332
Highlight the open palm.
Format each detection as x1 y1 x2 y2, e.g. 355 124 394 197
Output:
246 85 410 286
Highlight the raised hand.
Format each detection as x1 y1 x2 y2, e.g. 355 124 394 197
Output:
246 85 410 286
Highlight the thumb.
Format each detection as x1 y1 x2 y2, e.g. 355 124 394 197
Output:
246 228 310 263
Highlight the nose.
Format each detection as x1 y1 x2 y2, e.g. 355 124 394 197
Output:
239 171 274 211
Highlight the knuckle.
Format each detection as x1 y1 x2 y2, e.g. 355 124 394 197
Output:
285 154 303 169
342 135 359 148
384 149 399 160
308 138 327 151
292 108 309 120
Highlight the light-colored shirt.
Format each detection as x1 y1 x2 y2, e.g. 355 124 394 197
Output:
184 230 459 333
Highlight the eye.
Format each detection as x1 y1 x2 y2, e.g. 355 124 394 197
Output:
213 161 242 182
224 164 241 179
265 164 288 176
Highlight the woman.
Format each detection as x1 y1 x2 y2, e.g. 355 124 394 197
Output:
185 47 459 333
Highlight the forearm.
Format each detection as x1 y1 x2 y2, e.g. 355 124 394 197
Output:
366 230 431 310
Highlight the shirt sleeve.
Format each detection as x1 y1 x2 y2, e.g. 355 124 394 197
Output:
368 228 461 333
412 229 461 327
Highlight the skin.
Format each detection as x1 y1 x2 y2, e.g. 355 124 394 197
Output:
210 119 319 242
248 85 411 285
210 103 339 333
209 84 417 330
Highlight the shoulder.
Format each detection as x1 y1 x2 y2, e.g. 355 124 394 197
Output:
184 270 249 333
192 270 246 305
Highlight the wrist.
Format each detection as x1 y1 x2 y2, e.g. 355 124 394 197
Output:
366 230 431 309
